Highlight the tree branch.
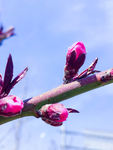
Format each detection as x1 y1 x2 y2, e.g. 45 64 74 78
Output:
0 68 113 125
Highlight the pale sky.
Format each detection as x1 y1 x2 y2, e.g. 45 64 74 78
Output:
0 0 113 149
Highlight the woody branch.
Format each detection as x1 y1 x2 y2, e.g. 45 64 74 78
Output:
0 68 113 125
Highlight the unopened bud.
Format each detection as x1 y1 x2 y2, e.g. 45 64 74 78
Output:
39 103 79 126
0 95 24 117
63 42 86 83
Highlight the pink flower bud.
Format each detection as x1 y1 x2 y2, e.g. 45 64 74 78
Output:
64 42 86 83
0 95 24 117
39 103 79 126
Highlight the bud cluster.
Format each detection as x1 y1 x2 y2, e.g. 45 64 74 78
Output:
0 54 28 117
35 41 99 127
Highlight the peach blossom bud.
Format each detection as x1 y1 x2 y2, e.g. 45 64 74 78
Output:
63 41 86 83
0 95 23 117
39 103 79 126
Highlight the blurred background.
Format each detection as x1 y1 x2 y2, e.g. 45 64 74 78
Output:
0 0 113 149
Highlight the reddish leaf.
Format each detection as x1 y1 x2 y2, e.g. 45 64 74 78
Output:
67 108 79 113
0 74 3 94
1 54 13 96
5 67 28 95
